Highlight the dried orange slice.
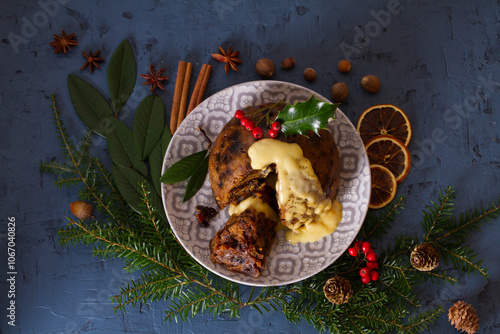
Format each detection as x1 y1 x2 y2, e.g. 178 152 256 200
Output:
369 164 397 209
365 135 411 184
357 104 412 146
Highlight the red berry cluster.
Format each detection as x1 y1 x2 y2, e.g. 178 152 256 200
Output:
234 109 281 139
348 241 379 284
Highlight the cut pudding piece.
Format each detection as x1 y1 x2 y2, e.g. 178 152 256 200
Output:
210 186 278 278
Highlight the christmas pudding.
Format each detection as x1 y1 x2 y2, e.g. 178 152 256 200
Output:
209 100 342 277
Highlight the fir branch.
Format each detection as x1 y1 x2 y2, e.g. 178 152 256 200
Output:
435 243 488 277
40 161 75 174
74 130 93 167
349 313 404 333
138 183 172 254
54 177 82 187
89 156 132 227
113 272 186 309
401 306 444 334
165 290 227 322
67 216 244 319
423 186 455 242
379 279 419 308
361 196 405 240
435 199 500 243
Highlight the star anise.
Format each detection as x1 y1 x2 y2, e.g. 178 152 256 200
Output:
49 30 78 54
211 45 242 74
139 64 169 93
80 50 104 74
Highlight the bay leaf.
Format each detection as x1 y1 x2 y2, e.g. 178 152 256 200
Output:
183 155 209 202
149 127 172 197
107 39 136 115
160 150 208 184
112 163 166 221
133 95 165 160
106 118 148 177
67 74 114 137
161 125 172 158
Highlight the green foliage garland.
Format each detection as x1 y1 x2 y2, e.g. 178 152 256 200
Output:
41 93 500 333
40 39 500 333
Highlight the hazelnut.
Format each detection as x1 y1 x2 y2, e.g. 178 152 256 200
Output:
256 58 274 78
304 67 316 82
337 59 351 73
331 82 349 102
70 200 94 221
281 57 295 69
361 75 381 93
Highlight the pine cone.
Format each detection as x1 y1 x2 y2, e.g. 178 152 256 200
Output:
323 276 353 305
410 243 439 271
448 301 480 334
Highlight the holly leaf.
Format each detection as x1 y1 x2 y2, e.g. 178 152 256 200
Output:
275 96 339 137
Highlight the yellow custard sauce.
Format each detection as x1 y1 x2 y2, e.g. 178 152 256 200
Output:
248 139 342 244
228 195 280 222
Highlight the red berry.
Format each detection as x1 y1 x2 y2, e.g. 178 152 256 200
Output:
366 262 378 271
269 128 279 138
252 127 263 139
359 267 370 277
362 242 372 254
370 271 379 281
348 247 358 257
245 120 255 131
354 241 364 250
240 117 249 127
235 110 245 119
361 275 371 284
271 121 281 131
366 251 378 262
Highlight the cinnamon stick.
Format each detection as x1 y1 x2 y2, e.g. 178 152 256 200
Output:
170 61 187 134
187 64 207 115
176 62 193 130
196 64 212 105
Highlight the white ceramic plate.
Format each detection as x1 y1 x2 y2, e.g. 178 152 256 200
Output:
162 81 370 286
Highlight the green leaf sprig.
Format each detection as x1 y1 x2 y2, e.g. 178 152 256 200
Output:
276 96 339 137
67 74 114 137
66 39 170 215
107 39 137 116
160 148 209 202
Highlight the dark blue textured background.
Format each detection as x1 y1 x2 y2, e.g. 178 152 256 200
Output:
0 0 499 333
